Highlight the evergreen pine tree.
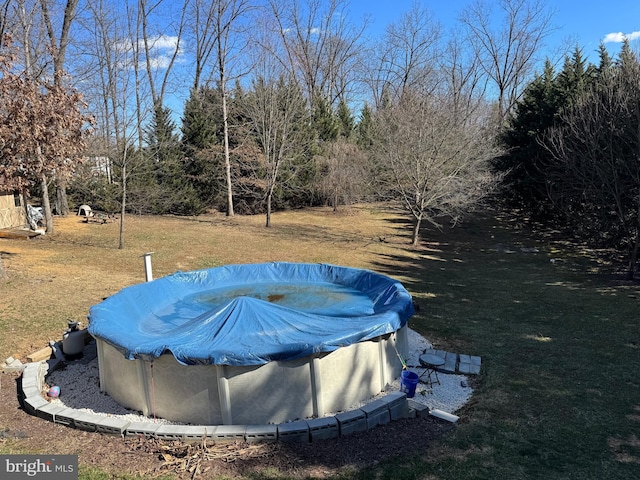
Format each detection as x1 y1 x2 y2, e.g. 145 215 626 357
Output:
180 87 227 210
616 38 635 69
498 59 560 214
146 102 203 215
312 95 340 143
356 103 374 149
181 88 224 152
596 42 613 79
148 102 180 166
556 46 593 106
336 99 355 139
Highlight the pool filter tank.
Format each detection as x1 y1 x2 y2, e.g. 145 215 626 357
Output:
62 320 85 357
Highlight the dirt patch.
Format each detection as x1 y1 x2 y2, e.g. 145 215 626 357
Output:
0 371 453 479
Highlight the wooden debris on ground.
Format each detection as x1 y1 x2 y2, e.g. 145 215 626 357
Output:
138 436 281 479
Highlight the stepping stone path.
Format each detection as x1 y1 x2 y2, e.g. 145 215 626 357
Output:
422 349 481 375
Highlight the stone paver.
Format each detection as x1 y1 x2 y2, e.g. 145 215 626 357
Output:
424 349 482 375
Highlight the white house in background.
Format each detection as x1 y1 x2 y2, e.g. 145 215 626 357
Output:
87 156 112 182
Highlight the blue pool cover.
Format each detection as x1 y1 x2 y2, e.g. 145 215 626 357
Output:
88 262 414 366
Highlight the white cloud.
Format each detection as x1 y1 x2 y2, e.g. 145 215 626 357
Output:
111 34 184 70
144 35 186 68
627 31 640 41
282 27 322 35
147 54 184 69
603 30 640 43
603 32 625 43
146 35 180 51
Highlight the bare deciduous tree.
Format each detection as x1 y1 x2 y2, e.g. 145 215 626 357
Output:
438 32 487 124
460 0 553 121
188 0 218 92
10 0 46 74
186 0 253 217
40 0 79 216
40 0 78 81
375 90 502 245
318 139 369 211
268 0 366 106
215 0 253 217
0 0 11 46
243 74 307 227
363 1 441 107
83 0 142 249
138 0 185 106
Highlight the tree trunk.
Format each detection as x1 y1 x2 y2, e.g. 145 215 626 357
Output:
222 90 234 217
627 240 638 281
55 180 70 215
411 215 422 246
41 172 54 233
118 163 126 250
265 192 272 227
217 2 234 218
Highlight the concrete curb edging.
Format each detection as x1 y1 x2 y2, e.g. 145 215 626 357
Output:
18 360 421 443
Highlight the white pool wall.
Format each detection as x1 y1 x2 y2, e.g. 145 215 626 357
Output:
96 325 409 425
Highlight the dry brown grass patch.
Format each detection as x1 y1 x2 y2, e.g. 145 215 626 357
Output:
0 205 416 359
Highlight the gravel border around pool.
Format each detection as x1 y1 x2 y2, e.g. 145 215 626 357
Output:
18 329 472 443
20 359 416 442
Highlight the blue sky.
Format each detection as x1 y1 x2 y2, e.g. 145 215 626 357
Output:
148 0 640 118
348 0 640 65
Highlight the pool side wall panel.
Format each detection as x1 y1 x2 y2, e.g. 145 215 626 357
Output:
143 354 221 425
99 341 149 414
95 325 408 425
225 357 314 425
317 339 381 415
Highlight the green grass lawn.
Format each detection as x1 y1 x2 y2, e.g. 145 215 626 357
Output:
2 205 639 479
352 211 640 480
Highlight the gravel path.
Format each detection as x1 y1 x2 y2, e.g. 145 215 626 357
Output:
391 329 473 413
46 329 473 424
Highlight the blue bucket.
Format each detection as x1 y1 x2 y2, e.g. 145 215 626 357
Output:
400 370 419 398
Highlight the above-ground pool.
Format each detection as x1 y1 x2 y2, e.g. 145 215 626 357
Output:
88 262 414 425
